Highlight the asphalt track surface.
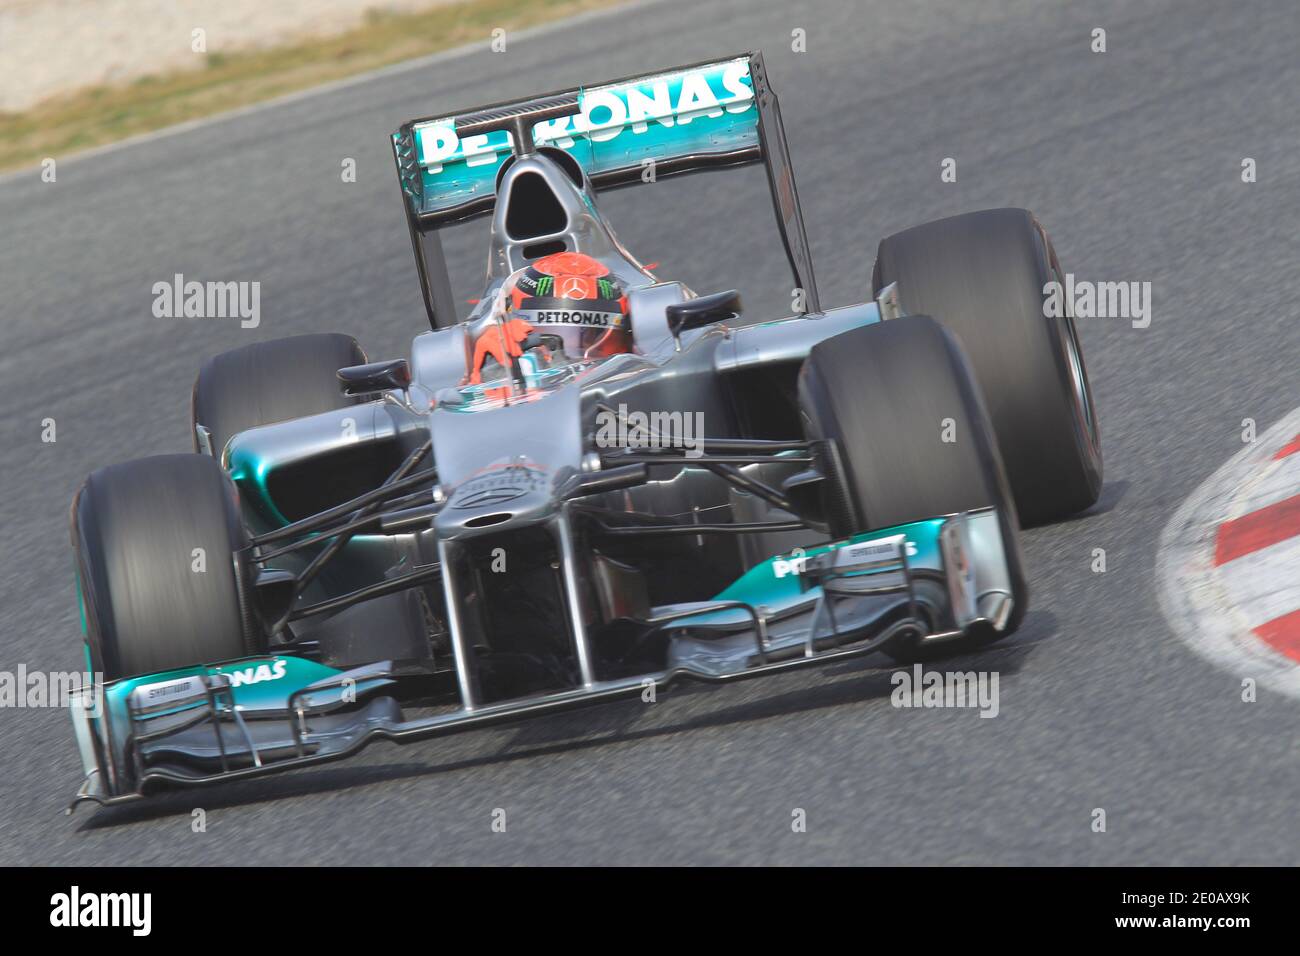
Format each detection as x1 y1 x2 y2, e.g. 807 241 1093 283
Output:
1 0 1297 865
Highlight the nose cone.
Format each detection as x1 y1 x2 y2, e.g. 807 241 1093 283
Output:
435 460 559 537
430 381 583 539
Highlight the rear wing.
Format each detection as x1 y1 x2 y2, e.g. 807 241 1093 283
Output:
391 51 820 328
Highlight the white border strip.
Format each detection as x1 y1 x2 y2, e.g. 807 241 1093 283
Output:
1156 408 1300 698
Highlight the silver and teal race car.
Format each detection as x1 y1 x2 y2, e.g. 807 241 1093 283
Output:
66 52 1101 809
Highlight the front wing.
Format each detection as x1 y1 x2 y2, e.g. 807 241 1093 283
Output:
67 509 1014 810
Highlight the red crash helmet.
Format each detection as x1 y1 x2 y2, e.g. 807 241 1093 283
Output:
504 252 632 360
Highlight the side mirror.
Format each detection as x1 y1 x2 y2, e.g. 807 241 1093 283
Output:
338 359 411 396
520 332 566 353
665 289 742 347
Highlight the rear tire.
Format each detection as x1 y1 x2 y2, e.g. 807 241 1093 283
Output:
873 208 1102 525
192 333 366 458
72 454 261 681
798 314 1026 660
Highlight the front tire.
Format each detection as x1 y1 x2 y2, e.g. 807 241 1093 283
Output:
799 314 1026 660
72 454 261 681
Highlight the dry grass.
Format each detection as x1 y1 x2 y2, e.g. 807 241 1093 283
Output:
0 0 623 172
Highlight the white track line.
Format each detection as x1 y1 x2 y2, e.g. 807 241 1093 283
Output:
1156 408 1300 698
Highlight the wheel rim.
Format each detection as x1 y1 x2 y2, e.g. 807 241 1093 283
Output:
1055 266 1100 453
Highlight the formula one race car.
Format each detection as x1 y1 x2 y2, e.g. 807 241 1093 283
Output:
66 52 1101 808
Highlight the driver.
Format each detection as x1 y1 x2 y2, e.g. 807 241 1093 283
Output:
467 252 632 384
